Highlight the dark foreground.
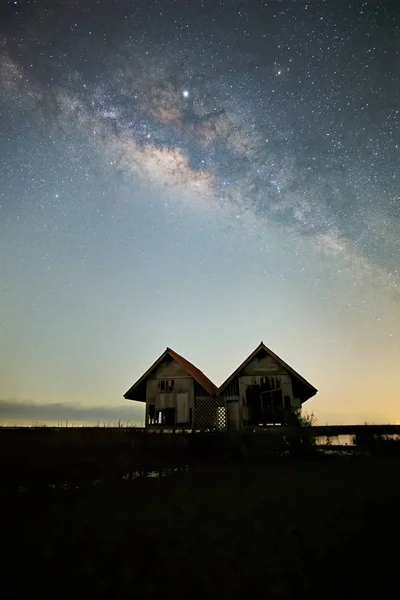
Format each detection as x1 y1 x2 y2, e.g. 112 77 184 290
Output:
2 456 400 599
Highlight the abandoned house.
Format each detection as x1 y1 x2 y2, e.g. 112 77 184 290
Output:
218 342 317 430
123 347 226 430
124 342 317 431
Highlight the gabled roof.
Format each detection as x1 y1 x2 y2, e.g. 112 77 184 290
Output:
124 347 218 401
218 342 317 402
167 348 218 395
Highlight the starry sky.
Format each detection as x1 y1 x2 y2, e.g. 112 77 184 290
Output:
1 0 399 426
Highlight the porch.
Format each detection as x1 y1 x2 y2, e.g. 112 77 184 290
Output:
146 394 227 431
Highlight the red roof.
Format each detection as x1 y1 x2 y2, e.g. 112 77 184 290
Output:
124 343 317 403
124 347 217 400
166 348 218 395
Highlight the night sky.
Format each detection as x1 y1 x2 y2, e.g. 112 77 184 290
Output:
1 0 399 426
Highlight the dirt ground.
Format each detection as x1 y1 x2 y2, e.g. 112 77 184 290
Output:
2 456 400 599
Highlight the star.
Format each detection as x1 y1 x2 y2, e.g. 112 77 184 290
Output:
182 89 189 98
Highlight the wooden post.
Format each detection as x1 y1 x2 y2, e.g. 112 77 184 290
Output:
191 398 196 434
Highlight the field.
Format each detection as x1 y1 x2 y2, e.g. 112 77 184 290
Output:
2 429 400 598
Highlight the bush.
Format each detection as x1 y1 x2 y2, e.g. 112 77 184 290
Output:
354 433 400 456
286 409 318 456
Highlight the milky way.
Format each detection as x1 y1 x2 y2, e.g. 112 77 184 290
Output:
2 1 399 279
1 0 399 424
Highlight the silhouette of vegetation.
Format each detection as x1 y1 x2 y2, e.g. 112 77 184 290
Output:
2 422 400 496
0 416 319 491
354 432 400 455
291 408 317 428
284 409 318 456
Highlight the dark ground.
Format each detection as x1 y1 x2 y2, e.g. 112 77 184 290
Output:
2 455 400 599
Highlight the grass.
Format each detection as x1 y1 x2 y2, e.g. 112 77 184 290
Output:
2 427 400 598
3 425 400 492
0 425 331 494
2 454 400 599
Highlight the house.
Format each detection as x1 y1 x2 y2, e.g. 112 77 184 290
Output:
123 347 225 431
124 342 317 431
219 342 317 430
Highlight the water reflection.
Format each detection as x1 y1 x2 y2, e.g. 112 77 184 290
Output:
316 434 354 446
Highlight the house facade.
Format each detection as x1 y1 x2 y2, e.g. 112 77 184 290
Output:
124 343 317 431
124 347 226 431
219 342 317 430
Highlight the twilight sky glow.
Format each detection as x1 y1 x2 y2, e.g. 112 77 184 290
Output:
1 0 399 426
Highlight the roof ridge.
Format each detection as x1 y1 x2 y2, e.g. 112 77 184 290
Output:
167 348 218 395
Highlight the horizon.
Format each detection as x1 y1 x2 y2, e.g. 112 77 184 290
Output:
1 336 398 427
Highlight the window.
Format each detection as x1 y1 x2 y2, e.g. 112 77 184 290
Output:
158 379 174 392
